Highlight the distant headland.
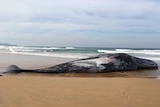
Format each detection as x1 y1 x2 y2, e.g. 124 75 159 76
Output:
0 43 17 46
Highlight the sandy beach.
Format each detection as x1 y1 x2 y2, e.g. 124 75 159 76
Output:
0 76 160 107
0 53 160 107
1 0 160 106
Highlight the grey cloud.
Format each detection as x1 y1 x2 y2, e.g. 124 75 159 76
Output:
0 0 160 47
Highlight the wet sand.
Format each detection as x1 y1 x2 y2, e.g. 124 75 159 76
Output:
0 53 76 72
0 53 160 107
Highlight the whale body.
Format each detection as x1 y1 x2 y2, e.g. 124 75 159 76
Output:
3 53 158 74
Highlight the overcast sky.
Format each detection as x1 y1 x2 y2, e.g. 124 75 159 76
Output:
0 0 160 48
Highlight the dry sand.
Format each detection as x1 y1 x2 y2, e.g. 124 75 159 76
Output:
0 76 160 107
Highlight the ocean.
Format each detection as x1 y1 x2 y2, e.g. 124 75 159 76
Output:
0 45 160 78
0 46 160 60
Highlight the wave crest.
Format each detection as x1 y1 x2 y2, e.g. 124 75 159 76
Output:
98 49 160 55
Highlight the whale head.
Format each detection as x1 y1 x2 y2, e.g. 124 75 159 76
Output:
135 57 158 69
114 53 158 70
101 53 159 71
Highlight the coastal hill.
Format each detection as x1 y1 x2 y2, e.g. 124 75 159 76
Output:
0 43 17 46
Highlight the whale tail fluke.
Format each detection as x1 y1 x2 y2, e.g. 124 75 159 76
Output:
3 65 22 74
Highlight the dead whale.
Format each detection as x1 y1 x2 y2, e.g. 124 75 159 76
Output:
3 53 158 74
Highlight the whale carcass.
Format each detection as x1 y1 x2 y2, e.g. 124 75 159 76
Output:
3 53 158 74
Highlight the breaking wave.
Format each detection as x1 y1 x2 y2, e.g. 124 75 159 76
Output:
98 49 160 56
0 46 160 61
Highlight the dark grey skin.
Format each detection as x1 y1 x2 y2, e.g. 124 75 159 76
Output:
3 53 158 74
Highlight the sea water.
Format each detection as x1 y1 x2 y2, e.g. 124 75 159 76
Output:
0 45 160 77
